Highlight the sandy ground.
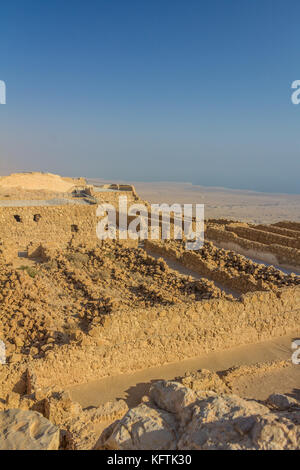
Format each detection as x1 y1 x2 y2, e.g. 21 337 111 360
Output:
69 332 300 409
88 179 300 224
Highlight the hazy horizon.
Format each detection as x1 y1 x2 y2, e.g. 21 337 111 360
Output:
1 172 300 196
87 176 300 196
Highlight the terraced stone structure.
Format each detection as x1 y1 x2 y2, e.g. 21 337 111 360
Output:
206 219 300 272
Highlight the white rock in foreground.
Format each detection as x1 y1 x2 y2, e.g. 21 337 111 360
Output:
0 409 60 450
94 403 178 450
97 380 300 450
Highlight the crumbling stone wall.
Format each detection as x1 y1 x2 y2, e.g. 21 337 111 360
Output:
91 186 140 206
0 205 98 254
206 223 300 270
254 224 300 240
274 221 300 232
144 240 300 294
3 284 298 392
226 225 300 249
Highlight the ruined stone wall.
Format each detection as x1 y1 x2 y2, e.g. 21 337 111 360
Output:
94 285 299 378
206 224 300 270
273 221 300 232
0 205 98 254
254 224 300 240
145 240 259 294
4 284 298 392
91 189 139 206
227 225 300 249
144 239 300 293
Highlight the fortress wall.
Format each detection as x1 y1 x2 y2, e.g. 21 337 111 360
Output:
92 189 138 206
97 285 300 373
0 205 98 253
11 284 299 390
206 225 300 270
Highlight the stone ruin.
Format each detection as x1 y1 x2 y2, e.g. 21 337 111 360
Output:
0 172 299 449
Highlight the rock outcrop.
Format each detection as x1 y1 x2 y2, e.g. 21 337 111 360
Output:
96 380 300 450
0 409 60 450
96 403 178 450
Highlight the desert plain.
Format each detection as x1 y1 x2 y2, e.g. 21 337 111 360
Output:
89 179 300 224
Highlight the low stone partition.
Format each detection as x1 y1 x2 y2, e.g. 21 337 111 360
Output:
144 239 300 294
254 224 300 240
226 225 300 249
145 240 258 294
274 221 300 232
206 224 300 271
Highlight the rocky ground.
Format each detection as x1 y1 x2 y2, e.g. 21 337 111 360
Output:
96 378 300 450
0 242 228 364
0 240 299 450
2 371 299 450
1 240 298 365
152 239 300 290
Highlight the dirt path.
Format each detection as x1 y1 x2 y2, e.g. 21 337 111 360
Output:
69 332 300 409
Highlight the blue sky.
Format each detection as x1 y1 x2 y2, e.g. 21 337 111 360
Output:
0 0 299 193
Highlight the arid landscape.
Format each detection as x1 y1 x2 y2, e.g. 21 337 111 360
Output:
1 0 300 455
0 172 299 450
89 179 300 224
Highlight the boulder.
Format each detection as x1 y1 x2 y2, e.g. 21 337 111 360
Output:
266 393 300 411
149 380 196 425
94 402 178 450
97 380 300 450
177 394 290 450
0 409 60 450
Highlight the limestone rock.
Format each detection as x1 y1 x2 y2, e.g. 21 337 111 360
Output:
94 402 178 450
98 380 300 450
178 394 269 450
177 392 300 450
191 394 269 423
0 409 60 450
149 380 196 425
251 414 299 450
